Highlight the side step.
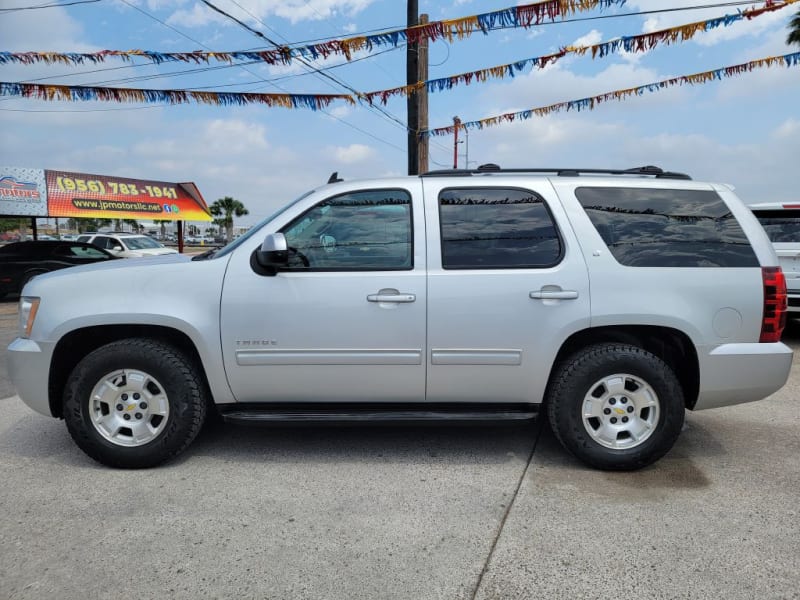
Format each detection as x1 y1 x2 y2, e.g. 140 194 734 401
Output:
219 403 538 425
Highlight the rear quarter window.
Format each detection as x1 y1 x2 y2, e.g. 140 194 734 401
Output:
575 187 758 267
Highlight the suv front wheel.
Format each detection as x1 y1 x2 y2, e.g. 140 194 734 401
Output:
63 338 207 468
547 343 685 471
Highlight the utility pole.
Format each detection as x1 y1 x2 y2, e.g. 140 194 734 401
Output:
417 14 429 174
407 0 419 175
452 116 461 169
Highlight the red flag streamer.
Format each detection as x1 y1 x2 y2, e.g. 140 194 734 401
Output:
0 82 355 110
425 52 800 137
0 0 627 67
362 0 799 104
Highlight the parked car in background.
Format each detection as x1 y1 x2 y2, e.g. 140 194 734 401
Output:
77 232 179 258
0 240 117 298
750 203 800 316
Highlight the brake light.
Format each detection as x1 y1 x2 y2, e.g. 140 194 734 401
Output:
760 267 787 342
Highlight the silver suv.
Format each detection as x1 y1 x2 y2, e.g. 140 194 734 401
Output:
9 166 792 470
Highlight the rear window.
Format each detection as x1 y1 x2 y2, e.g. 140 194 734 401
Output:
752 209 800 243
575 187 758 268
438 187 562 269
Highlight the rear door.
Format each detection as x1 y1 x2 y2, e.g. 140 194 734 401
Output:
422 177 591 404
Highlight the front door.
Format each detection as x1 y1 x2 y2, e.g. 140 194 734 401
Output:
220 184 427 404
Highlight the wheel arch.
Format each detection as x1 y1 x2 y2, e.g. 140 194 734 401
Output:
549 325 700 410
48 324 212 419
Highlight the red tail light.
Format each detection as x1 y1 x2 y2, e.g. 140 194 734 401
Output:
760 267 787 342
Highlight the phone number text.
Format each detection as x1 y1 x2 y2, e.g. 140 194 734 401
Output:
56 177 178 200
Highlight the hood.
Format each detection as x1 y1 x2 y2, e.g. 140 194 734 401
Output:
24 252 192 285
124 247 180 257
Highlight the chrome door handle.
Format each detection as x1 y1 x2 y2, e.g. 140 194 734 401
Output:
367 293 416 303
529 290 579 300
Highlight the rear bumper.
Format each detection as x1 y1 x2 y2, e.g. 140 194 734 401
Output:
7 337 55 417
693 342 793 410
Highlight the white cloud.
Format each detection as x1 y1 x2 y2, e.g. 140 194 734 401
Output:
772 118 800 139
0 4 90 51
572 29 603 49
332 143 375 163
164 0 376 28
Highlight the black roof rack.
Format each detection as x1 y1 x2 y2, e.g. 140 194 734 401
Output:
421 164 692 180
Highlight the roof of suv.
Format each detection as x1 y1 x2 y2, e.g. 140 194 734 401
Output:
419 164 692 180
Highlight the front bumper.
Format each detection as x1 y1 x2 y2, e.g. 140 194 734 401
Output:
7 337 56 417
693 342 793 410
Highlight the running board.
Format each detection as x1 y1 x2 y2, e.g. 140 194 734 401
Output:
219 404 538 425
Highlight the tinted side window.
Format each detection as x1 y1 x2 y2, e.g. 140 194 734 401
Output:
439 188 561 269
752 210 800 243
281 189 412 271
575 187 758 268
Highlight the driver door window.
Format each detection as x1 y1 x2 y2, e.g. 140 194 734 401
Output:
281 189 412 271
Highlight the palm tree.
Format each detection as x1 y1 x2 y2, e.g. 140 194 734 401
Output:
210 196 249 242
789 9 800 46
153 219 171 240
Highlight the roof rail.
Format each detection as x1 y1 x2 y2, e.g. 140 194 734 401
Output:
421 164 692 180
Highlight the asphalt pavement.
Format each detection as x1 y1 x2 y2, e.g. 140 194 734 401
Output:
1 296 798 600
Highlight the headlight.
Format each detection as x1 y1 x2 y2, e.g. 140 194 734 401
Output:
18 296 40 338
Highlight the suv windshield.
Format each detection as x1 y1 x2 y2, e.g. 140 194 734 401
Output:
753 210 800 243
122 236 162 250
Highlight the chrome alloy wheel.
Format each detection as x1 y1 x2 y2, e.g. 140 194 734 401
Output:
581 373 660 450
88 369 170 447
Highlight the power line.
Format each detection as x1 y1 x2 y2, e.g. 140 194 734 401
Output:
0 0 100 12
200 0 454 157
113 0 405 154
200 0 408 129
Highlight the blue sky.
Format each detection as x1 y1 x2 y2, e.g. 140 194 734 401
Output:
1 0 798 228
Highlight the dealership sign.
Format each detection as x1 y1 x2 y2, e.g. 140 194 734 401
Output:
1 166 211 221
0 167 48 216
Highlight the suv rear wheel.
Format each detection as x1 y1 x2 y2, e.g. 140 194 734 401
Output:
63 338 207 468
547 343 684 471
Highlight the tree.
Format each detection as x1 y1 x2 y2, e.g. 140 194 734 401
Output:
153 219 171 239
789 9 800 46
210 196 249 242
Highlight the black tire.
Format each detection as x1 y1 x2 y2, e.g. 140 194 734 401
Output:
546 343 684 471
64 338 207 469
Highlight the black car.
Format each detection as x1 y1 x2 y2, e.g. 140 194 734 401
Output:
0 241 117 298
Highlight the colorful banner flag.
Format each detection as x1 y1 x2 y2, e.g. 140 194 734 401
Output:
0 0 627 67
363 0 799 104
425 52 800 137
0 83 354 109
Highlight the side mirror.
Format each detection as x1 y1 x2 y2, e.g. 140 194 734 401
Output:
112 245 124 252
251 233 288 276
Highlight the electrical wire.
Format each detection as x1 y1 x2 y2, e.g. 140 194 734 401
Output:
0 0 100 12
204 1 781 53
199 0 412 140
114 0 406 154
